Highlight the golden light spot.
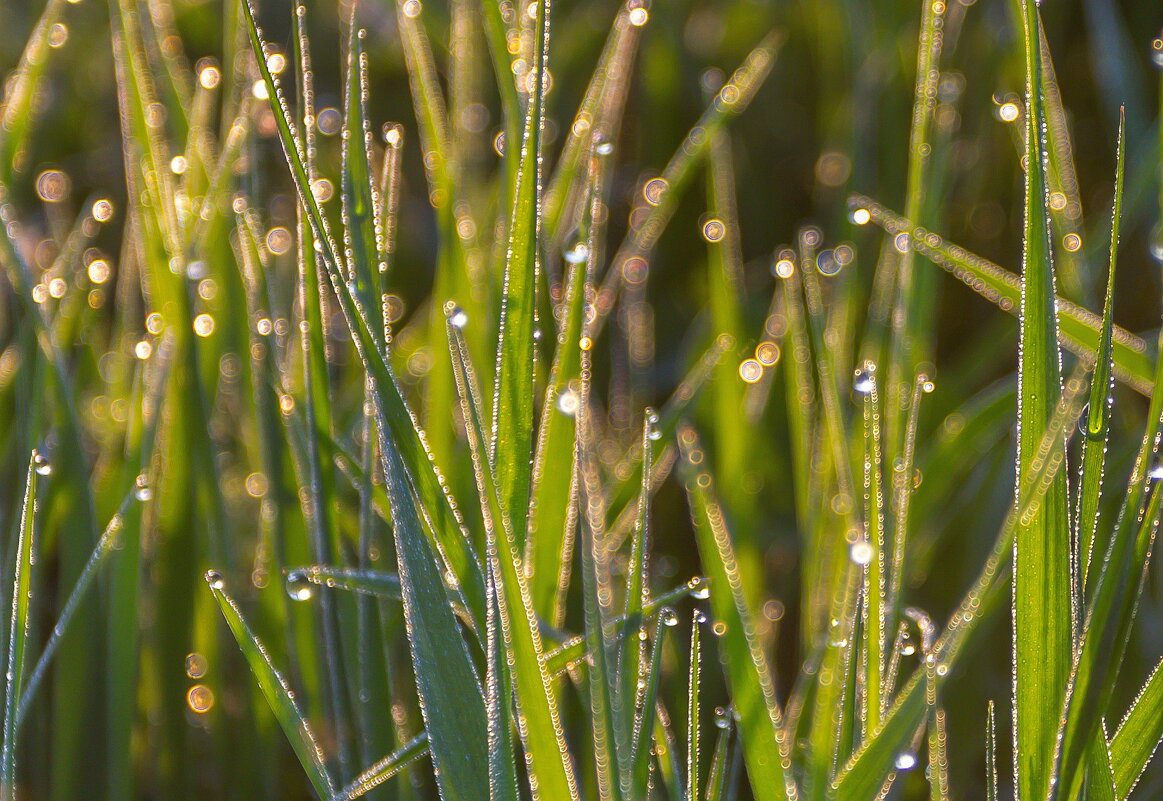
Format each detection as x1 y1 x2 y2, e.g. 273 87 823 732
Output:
186 684 214 713
738 358 763 383
92 198 115 223
36 170 69 202
193 313 215 337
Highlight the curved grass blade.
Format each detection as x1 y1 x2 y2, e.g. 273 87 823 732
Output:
848 195 1154 395
705 717 732 801
447 310 581 801
0 0 68 181
1078 110 1125 593
240 0 488 637
205 574 336 800
677 426 798 801
492 0 551 544
1110 657 1163 799
1 456 38 801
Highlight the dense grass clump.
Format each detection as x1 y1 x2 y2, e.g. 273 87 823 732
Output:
1 0 1163 798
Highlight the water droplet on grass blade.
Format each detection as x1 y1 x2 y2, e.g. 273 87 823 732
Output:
660 607 679 627
850 540 874 565
134 473 152 501
33 449 52 476
556 388 580 416
205 570 225 590
713 706 731 729
286 570 315 601
894 751 918 771
563 239 589 264
853 364 875 395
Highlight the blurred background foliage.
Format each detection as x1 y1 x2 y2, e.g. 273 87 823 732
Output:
0 0 1162 798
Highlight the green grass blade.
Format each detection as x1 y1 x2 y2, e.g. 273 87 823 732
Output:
686 611 702 801
206 574 336 800
491 0 550 544
618 411 655 758
677 426 798 801
704 715 732 801
631 613 671 798
578 420 625 801
986 701 998 801
833 369 1088 799
1110 657 1163 799
1014 26 1074 782
849 195 1154 395
292 567 403 601
858 367 888 738
446 311 581 801
1078 110 1125 592
0 0 67 182
528 148 605 625
241 0 488 637
597 32 782 330
1 456 38 801
337 734 431 801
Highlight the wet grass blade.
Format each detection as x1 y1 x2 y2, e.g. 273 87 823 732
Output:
686 611 702 801
986 701 998 801
292 567 402 601
336 734 430 801
1110 657 1163 798
833 368 1088 799
1 456 38 801
1014 25 1075 782
206 574 336 800
491 0 550 544
447 312 581 801
1077 110 1125 592
849 195 1154 394
677 426 798 801
631 614 670 798
598 33 782 330
241 0 488 637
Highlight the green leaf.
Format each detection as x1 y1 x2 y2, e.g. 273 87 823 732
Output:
2 456 39 801
1077 110 1125 593
1014 7 1073 799
677 426 798 801
336 734 430 801
206 574 336 800
446 311 581 801
848 194 1154 395
1110 657 1163 799
686 611 702 801
492 0 550 544
240 0 488 639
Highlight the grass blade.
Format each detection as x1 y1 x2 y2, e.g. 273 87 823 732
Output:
1 456 39 800
447 310 582 801
1013 19 1075 782
677 426 798 801
1077 110 1125 592
1111 657 1163 799
205 574 336 800
849 195 1154 394
686 611 702 801
492 0 550 543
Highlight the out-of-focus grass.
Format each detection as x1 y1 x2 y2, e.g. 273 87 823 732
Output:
1 0 1163 799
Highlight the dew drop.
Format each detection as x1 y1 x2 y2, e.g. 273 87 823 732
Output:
32 449 52 476
447 305 468 329
204 570 225 590
850 207 871 225
660 607 679 627
773 257 795 278
713 706 731 729
701 218 726 243
556 388 580 417
738 358 763 384
688 577 711 599
853 365 875 395
286 570 315 601
1148 463 1163 481
134 473 153 502
594 137 614 156
693 609 707 624
849 539 874 565
894 751 918 771
563 240 589 264
185 652 208 679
